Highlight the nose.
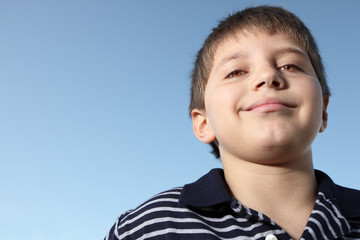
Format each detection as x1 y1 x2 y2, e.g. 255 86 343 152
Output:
252 66 285 90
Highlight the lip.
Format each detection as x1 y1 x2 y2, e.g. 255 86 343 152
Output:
244 98 296 113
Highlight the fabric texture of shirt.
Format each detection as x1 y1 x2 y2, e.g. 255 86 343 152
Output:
105 169 360 240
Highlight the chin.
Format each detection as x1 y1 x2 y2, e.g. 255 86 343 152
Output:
245 136 302 162
254 133 294 149
250 137 313 165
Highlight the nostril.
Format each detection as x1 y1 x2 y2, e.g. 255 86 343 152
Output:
255 78 284 89
257 82 265 88
272 81 280 87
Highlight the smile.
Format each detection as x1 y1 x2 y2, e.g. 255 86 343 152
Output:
244 98 296 113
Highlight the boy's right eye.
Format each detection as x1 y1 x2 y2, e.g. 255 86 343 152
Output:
225 70 247 79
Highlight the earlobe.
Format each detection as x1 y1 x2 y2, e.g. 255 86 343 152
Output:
191 109 216 143
319 95 329 133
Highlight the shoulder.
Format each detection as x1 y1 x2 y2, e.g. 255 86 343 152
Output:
335 184 360 199
315 170 360 219
334 184 360 238
107 187 191 240
105 169 234 240
334 184 360 219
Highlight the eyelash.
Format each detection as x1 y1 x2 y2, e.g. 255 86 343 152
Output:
225 70 247 79
279 64 302 72
225 64 302 79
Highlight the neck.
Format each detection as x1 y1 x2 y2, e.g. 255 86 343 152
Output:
221 150 317 239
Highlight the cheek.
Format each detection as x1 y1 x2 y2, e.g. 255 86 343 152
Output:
310 81 324 109
204 87 240 133
299 81 324 127
218 84 245 107
206 86 237 112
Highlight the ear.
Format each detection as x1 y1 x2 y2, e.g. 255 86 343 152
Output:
191 109 216 143
319 95 329 133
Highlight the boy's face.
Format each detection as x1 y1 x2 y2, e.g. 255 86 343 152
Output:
192 30 329 163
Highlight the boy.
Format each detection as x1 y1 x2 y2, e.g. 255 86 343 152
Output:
105 6 360 240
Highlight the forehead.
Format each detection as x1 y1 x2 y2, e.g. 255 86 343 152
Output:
213 30 305 61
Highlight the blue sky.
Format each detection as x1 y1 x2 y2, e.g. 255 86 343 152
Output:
1 0 360 239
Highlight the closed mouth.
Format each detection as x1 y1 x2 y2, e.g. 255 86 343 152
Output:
244 98 296 112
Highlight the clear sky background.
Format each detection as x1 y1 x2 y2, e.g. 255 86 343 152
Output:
1 0 360 239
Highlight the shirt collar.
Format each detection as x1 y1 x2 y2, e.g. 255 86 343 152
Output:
180 168 360 219
179 168 232 207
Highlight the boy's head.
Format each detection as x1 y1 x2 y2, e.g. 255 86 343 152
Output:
189 6 330 159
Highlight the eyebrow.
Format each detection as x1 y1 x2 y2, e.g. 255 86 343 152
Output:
274 47 308 59
216 52 247 72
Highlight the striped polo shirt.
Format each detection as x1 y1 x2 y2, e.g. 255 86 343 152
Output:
105 169 360 240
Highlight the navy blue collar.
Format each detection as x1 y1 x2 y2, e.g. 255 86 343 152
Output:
179 168 360 219
179 168 232 207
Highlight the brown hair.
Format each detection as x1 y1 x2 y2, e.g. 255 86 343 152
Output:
189 5 331 158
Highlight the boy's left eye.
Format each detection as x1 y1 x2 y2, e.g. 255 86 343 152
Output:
279 64 301 72
225 70 247 79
